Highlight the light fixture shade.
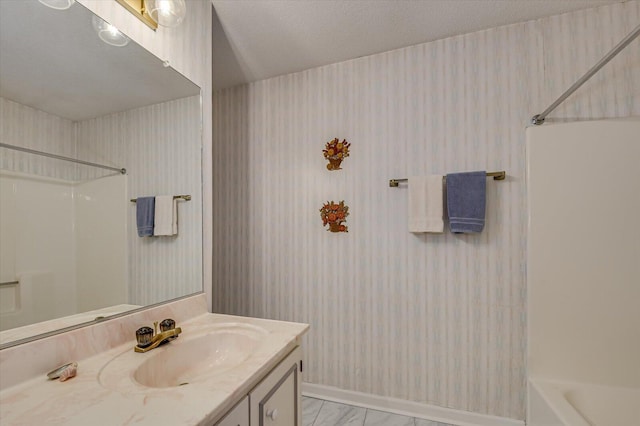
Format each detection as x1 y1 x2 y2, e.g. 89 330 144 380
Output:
91 15 130 47
144 0 186 28
38 0 75 10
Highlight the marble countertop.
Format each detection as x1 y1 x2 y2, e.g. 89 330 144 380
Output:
0 313 309 425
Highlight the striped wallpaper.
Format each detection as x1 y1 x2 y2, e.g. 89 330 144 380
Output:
212 2 640 420
0 98 77 181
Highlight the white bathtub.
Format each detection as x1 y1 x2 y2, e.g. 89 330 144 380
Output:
528 378 640 426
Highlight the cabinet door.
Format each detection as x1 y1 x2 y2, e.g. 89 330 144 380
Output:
250 347 302 426
215 396 249 426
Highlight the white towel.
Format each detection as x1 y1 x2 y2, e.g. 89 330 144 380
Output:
153 195 178 236
408 176 444 233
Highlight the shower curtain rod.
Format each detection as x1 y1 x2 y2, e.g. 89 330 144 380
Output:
0 143 126 175
531 23 640 125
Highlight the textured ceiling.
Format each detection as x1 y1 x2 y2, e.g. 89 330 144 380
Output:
212 0 624 90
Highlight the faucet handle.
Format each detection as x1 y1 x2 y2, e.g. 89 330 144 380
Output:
159 318 176 332
135 326 154 348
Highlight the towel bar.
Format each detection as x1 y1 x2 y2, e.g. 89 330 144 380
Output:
389 171 505 187
130 195 191 202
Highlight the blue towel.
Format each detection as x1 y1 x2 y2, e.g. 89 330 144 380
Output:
136 196 155 237
446 171 486 233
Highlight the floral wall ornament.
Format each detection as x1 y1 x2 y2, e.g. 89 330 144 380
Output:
323 138 350 170
320 200 349 232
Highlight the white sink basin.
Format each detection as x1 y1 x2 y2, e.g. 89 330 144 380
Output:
99 323 267 391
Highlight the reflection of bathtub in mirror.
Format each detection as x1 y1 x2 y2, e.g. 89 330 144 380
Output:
0 303 142 345
0 170 128 342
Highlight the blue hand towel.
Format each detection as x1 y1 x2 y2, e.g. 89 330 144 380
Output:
446 171 486 233
136 196 155 237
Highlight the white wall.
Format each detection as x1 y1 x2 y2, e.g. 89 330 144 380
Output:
212 2 640 420
527 119 640 388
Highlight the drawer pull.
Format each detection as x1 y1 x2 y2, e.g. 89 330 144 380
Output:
266 408 278 421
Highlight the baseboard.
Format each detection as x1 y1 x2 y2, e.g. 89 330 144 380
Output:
302 382 524 426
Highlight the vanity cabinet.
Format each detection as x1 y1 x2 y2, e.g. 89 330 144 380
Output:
214 346 302 426
215 397 249 426
249 346 301 426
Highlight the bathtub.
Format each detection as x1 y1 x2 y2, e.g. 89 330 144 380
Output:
528 378 640 426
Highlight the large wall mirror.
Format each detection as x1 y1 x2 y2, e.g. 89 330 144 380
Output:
0 0 203 348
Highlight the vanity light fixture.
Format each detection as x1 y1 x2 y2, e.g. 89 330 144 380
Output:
144 0 186 28
92 16 130 47
115 0 158 30
38 0 75 10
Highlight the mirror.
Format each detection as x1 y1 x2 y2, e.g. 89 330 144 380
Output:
0 0 203 348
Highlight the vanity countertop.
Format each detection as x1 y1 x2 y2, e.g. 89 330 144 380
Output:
0 313 309 426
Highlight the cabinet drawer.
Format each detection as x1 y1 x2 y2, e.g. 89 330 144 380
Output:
215 396 249 426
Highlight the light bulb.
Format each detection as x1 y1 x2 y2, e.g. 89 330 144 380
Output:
144 0 186 28
159 1 171 14
38 0 75 10
91 16 130 47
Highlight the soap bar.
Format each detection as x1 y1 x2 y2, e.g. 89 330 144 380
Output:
46 362 78 382
59 363 78 382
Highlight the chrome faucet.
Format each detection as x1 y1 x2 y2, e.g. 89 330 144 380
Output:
134 319 182 353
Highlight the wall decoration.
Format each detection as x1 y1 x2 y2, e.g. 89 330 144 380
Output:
320 200 349 232
323 138 350 170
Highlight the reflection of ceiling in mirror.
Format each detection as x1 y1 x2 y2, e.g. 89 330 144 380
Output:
0 0 199 121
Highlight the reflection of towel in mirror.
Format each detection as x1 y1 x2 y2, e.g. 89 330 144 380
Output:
154 195 178 236
446 171 486 233
136 197 155 237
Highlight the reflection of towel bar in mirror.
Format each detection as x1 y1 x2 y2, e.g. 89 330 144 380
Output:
130 195 192 203
389 171 506 187
0 281 19 287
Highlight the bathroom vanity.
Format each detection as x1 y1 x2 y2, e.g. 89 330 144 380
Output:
0 294 309 425
216 346 302 426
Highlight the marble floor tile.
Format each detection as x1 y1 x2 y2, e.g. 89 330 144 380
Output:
363 409 415 426
312 401 367 426
302 397 324 426
302 397 456 426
